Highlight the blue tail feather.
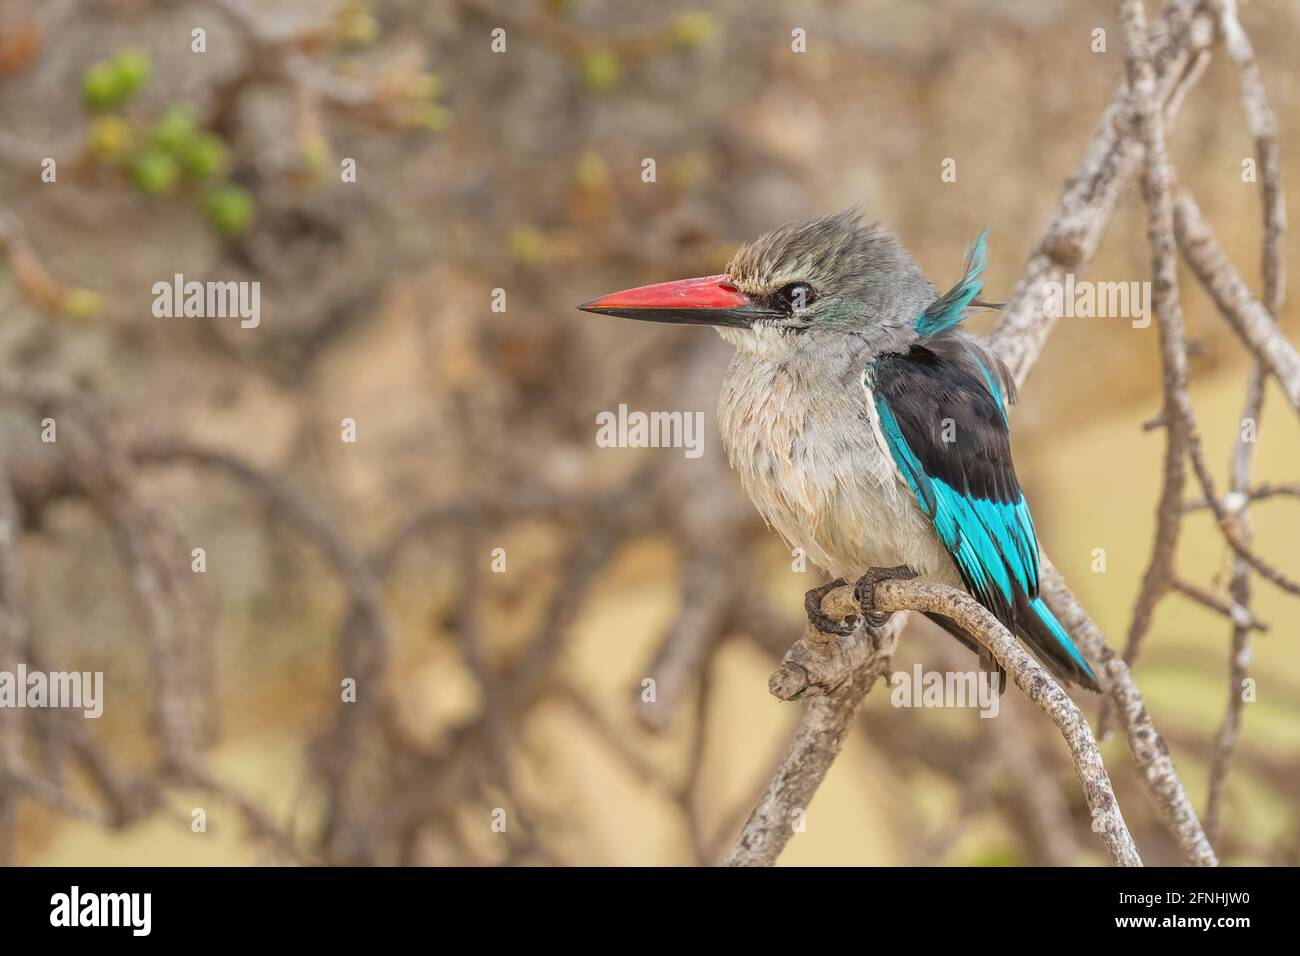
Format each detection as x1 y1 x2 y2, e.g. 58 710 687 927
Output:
1028 597 1099 689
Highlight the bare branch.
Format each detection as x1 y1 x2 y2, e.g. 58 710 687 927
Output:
1212 0 1286 318
728 581 1142 867
1206 369 1262 841
725 590 899 867
1173 193 1300 411
1039 558 1218 865
1183 481 1300 512
1115 0 1198 691
1170 576 1264 631
1202 0 1285 840
989 0 1214 385
1184 427 1300 597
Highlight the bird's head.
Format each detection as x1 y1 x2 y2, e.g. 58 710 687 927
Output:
579 207 940 358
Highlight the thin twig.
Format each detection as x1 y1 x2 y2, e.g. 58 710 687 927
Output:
1203 0 1286 840
1173 193 1299 411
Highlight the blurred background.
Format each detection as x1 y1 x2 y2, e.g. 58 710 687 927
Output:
0 0 1296 866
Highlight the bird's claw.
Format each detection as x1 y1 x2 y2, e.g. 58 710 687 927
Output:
852 565 916 629
803 578 857 636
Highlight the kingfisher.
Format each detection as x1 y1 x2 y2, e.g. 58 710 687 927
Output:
579 208 1099 691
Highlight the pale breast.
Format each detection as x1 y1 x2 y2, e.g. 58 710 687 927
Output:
717 351 956 583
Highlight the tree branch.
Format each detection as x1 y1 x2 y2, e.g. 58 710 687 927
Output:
1038 559 1218 866
988 0 1214 383
724 588 901 867
1202 0 1286 840
1172 192 1300 411
727 581 1142 867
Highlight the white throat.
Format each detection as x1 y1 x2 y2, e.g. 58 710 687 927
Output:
714 323 797 358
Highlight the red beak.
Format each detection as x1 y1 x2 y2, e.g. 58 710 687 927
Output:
578 275 777 328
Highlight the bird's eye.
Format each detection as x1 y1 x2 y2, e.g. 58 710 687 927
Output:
777 282 816 312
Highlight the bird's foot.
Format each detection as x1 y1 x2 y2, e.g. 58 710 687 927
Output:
852 565 917 628
803 578 857 636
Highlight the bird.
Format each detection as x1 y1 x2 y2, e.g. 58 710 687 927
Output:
579 207 1099 692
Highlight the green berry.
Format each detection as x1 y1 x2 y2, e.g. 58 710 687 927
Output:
406 72 443 101
130 149 180 194
151 105 199 153
338 10 380 46
87 116 133 161
581 48 621 92
508 226 546 264
203 185 255 237
672 12 717 47
111 50 150 98
60 288 102 320
180 132 229 179
574 150 609 190
410 103 451 132
81 50 151 111
82 62 119 111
